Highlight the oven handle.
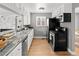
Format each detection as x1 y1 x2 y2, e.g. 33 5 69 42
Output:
51 34 55 50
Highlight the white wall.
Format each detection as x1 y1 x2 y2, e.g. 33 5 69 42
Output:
51 3 73 52
0 4 22 30
0 15 16 29
60 22 72 51
75 13 79 30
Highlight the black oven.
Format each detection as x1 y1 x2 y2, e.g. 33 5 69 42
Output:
49 31 55 50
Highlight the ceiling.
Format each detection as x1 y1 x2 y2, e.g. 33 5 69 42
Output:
0 3 65 16
0 8 15 16
21 3 64 12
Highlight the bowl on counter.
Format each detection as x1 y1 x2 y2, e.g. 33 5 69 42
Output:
0 37 8 48
0 32 15 48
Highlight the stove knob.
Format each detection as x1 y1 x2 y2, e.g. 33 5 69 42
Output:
63 28 66 31
55 29 58 31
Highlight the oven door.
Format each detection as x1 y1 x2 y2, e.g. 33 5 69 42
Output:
50 32 55 50
52 34 55 50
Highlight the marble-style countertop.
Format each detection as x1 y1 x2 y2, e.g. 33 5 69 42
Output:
0 29 32 56
0 29 15 36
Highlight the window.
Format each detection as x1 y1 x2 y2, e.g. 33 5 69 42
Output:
36 16 47 26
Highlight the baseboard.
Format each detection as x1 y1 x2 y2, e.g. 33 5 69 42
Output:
34 36 47 38
68 48 76 56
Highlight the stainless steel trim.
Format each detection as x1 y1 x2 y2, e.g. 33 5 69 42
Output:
50 31 55 50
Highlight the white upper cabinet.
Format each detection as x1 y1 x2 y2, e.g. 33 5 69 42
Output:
27 12 30 25
24 15 28 25
24 12 30 25
52 3 72 17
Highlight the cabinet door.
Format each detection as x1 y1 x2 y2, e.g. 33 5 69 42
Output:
27 12 30 25
24 12 30 25
22 37 28 56
30 29 34 44
27 29 34 51
24 15 28 25
27 32 32 50
8 43 22 56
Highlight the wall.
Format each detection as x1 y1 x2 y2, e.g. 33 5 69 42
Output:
65 3 79 52
0 15 16 29
30 13 52 38
60 3 75 52
60 22 72 51
75 13 79 31
0 4 21 30
51 3 73 52
70 3 79 51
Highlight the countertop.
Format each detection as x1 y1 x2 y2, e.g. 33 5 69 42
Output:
0 29 32 56
50 30 57 34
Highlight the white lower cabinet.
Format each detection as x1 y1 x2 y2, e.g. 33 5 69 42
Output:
28 29 34 51
8 43 22 56
8 29 34 56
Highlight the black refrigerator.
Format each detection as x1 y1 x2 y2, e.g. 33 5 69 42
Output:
48 17 60 43
49 17 60 31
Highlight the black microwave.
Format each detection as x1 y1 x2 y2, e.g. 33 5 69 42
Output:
56 13 71 22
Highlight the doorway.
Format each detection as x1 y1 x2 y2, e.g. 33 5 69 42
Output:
74 7 79 55
30 13 52 38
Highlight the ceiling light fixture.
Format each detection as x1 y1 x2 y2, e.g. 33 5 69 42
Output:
39 7 45 10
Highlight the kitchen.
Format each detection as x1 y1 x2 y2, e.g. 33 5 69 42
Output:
0 3 75 56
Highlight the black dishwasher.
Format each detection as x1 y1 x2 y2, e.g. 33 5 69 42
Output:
22 36 28 56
